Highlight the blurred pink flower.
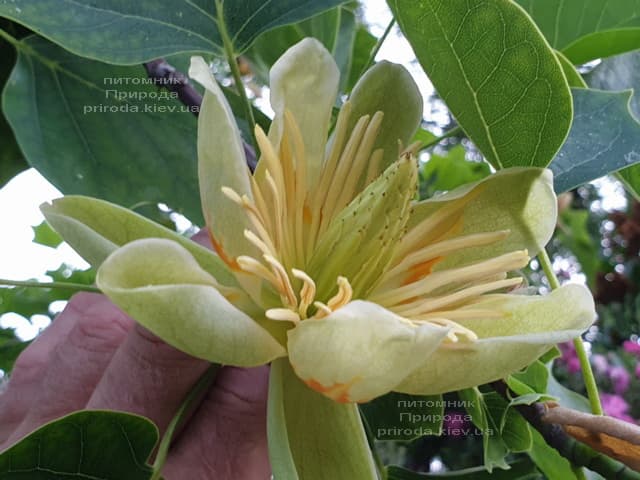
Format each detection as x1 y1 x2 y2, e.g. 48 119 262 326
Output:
559 341 581 374
623 340 640 356
591 354 609 375
600 393 636 423
635 364 640 379
609 366 631 394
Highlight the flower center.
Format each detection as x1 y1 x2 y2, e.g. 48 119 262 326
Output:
221 103 386 320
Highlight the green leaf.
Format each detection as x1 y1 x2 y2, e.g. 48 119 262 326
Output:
528 428 579 480
267 358 377 480
31 220 63 248
0 410 157 479
420 145 490 199
557 208 601 286
389 0 572 169
555 50 587 89
246 6 357 91
588 50 640 118
508 361 549 395
0 26 26 187
346 27 377 93
360 393 444 441
0 327 28 372
458 388 509 472
3 36 203 222
546 365 591 413
0 0 350 65
549 88 640 192
516 0 640 64
483 392 532 454
585 50 640 199
387 458 541 479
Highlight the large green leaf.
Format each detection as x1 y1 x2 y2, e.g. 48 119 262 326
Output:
246 5 357 91
389 0 572 169
0 410 157 479
0 0 349 65
2 35 203 222
267 358 377 480
0 24 25 187
516 0 640 64
549 88 640 192
360 392 444 441
528 429 579 480
458 388 509 472
586 50 640 198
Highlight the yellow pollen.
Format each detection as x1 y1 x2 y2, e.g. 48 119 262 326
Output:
266 308 301 324
264 254 298 307
372 250 529 306
292 268 316 318
416 318 479 343
244 229 275 257
395 277 523 317
236 256 279 286
327 276 353 310
312 301 333 319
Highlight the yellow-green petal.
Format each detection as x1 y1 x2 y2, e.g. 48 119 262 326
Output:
343 60 423 185
395 284 595 395
189 56 257 267
268 358 378 480
40 195 236 287
406 167 557 271
97 238 286 366
261 38 339 185
287 301 449 403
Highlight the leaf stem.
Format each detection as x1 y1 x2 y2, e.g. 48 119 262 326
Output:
358 18 395 79
358 408 387 480
215 0 258 152
150 364 220 480
0 28 20 49
420 126 463 150
0 278 101 293
537 248 603 416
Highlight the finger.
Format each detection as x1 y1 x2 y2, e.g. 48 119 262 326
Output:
86 324 209 436
163 366 270 479
4 293 134 447
0 292 111 443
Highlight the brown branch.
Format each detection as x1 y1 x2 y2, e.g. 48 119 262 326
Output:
143 58 257 171
491 381 640 479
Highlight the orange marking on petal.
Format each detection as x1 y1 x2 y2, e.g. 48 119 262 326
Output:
304 377 360 403
303 204 313 225
208 229 240 271
402 256 443 286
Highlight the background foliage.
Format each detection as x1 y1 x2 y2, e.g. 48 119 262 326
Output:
1 0 640 478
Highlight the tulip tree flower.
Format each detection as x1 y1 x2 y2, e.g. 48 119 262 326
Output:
42 38 595 479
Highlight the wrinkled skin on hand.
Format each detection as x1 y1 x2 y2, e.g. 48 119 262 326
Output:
0 232 271 479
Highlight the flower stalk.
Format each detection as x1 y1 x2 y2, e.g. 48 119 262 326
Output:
537 248 603 416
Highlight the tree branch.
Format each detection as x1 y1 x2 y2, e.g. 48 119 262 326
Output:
143 58 257 171
492 381 640 479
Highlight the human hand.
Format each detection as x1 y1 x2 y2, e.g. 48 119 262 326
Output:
0 233 271 479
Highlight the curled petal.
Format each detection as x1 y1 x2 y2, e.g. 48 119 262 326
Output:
395 284 596 395
41 195 236 286
262 38 339 185
189 56 257 268
287 301 449 403
400 168 557 271
97 238 286 366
